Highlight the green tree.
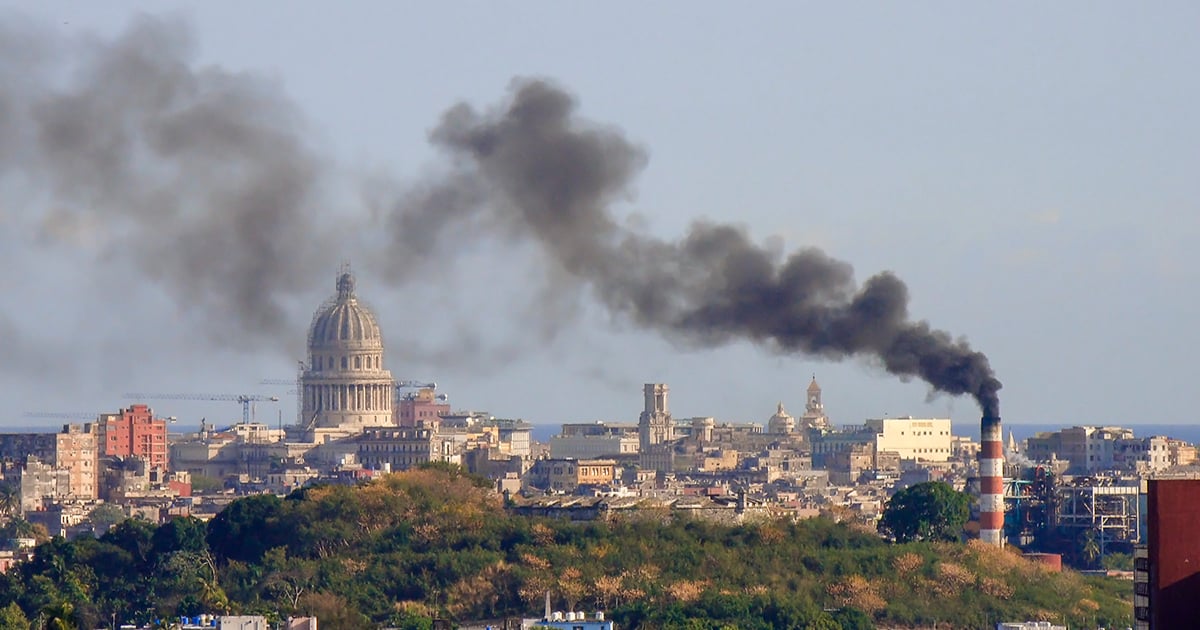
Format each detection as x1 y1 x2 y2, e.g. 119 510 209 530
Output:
0 601 30 630
0 518 49 544
1079 530 1101 569
877 481 969 543
207 494 288 564
87 504 126 534
37 601 76 630
0 481 20 519
152 517 208 557
188 475 223 495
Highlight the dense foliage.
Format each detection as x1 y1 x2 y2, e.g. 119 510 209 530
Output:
0 466 1132 629
877 481 970 543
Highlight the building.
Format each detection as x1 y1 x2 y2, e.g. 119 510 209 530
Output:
397 385 450 427
799 377 831 430
299 270 395 439
638 384 675 472
17 457 68 513
1141 477 1200 628
354 428 440 472
528 611 613 630
550 422 639 459
866 417 953 462
55 423 99 500
0 432 57 465
99 404 169 468
638 384 673 450
766 403 796 435
530 458 617 493
1023 426 1184 474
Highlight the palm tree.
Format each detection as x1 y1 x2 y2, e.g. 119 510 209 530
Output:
1080 529 1101 569
38 601 77 630
0 481 20 519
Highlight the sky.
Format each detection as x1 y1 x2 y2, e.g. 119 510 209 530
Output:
1 2 1197 432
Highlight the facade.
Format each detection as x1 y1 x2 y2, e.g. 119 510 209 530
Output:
639 384 675 472
866 417 953 462
354 428 439 472
1142 478 1200 628
531 612 613 630
55 423 99 500
532 458 617 493
638 383 674 450
396 386 450 427
99 404 169 467
550 422 639 459
799 377 831 430
1026 426 1176 473
300 271 395 436
766 402 795 435
0 433 57 464
17 457 68 513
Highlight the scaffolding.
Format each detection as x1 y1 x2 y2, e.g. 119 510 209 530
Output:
1054 479 1141 554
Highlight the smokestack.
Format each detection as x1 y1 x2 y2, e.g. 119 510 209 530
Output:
978 414 1005 546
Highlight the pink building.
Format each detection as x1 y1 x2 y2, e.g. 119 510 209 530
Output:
102 404 169 468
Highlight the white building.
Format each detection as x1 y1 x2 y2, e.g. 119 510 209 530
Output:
865 417 954 462
550 422 639 459
299 270 395 441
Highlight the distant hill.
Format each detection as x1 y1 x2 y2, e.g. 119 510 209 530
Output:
0 465 1133 629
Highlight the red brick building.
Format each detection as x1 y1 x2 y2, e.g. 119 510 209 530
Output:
100 404 169 468
1142 478 1200 628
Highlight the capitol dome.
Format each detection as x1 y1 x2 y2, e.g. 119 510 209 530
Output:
300 270 394 435
308 272 383 350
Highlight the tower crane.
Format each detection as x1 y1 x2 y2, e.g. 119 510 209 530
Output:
22 412 100 421
123 393 279 424
395 380 437 390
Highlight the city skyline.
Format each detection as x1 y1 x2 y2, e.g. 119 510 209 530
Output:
1 3 1197 430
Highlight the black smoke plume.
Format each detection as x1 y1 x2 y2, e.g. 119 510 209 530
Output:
1 15 1001 413
0 15 340 348
387 78 1002 414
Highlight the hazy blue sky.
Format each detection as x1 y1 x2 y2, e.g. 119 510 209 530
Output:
1 2 1197 431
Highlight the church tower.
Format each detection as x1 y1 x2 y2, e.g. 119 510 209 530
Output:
800 375 830 430
806 376 823 416
639 383 674 450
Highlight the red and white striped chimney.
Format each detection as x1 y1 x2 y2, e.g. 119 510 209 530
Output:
978 415 1005 546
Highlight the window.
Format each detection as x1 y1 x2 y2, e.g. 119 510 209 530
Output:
341 356 348 370
355 356 361 369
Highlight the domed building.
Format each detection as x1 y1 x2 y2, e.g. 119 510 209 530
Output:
767 402 796 435
299 270 394 437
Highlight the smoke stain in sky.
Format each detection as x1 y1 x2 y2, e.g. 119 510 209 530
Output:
0 16 1000 414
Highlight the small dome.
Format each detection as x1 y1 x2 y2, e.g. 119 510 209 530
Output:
308 272 383 350
807 376 821 392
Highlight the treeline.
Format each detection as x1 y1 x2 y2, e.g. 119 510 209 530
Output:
0 465 1132 629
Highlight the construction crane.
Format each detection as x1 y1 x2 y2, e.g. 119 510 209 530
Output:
22 412 100 421
123 393 279 424
395 380 436 390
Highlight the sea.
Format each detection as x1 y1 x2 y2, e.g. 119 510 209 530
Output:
10 421 1200 447
527 422 1200 446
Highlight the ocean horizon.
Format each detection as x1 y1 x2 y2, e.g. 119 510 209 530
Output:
527 422 1200 446
8 421 1200 447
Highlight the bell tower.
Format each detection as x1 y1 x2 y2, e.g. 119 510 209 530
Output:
639 383 674 450
806 375 823 416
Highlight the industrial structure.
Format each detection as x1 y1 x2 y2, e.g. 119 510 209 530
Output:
979 414 1006 546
